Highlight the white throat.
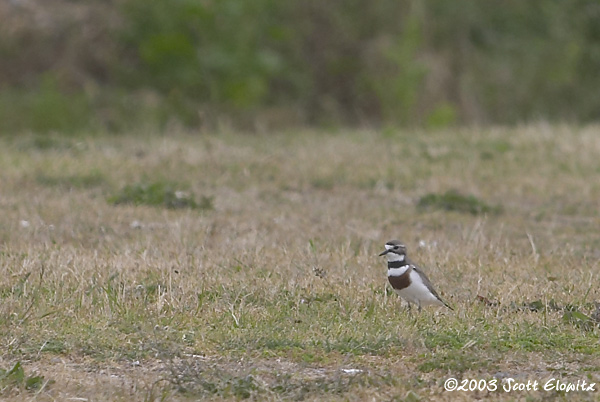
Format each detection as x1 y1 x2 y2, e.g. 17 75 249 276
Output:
386 253 405 262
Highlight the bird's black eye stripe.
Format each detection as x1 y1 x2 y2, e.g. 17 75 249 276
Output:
393 245 399 249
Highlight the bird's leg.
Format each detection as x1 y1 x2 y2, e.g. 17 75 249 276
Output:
406 302 412 315
418 303 422 312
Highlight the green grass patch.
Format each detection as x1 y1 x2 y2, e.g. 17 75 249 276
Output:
0 362 49 394
36 170 106 189
109 180 213 210
417 190 502 215
563 308 597 332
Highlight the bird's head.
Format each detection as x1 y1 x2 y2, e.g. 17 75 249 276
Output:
379 240 407 262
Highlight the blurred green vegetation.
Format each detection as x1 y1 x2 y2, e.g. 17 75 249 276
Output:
0 76 93 134
1 0 599 134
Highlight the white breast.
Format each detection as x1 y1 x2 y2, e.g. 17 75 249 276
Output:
387 266 410 277
395 269 444 306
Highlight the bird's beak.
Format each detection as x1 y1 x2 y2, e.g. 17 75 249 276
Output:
378 250 389 256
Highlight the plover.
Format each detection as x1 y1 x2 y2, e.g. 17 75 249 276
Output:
379 240 453 311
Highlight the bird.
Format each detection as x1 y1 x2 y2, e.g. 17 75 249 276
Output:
379 240 453 312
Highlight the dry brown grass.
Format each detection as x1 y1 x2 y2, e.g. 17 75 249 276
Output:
0 126 599 401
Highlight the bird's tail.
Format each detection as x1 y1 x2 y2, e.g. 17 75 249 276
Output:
437 296 454 311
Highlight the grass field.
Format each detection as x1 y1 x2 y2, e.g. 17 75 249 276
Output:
0 126 599 401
